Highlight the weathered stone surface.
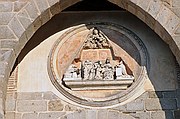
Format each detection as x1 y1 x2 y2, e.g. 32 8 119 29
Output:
138 0 151 11
0 12 15 25
130 112 150 119
127 99 144 111
148 0 162 18
73 110 86 119
165 13 180 34
1 40 17 49
0 26 16 39
145 98 162 110
14 1 27 12
151 111 166 119
49 2 61 16
17 15 32 30
156 5 172 26
172 0 180 7
108 110 119 119
87 110 97 119
145 13 156 29
5 99 15 111
111 105 127 111
17 92 43 100
43 92 59 100
39 112 65 119
0 62 8 76
47 0 59 6
145 98 177 110
0 2 13 12
22 113 38 119
149 91 163 98
34 0 49 13
64 105 77 111
5 112 15 119
8 16 25 38
97 110 107 119
48 100 63 111
175 25 180 34
40 9 51 25
17 100 47 112
25 1 40 20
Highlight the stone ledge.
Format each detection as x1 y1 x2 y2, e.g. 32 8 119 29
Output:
64 79 134 90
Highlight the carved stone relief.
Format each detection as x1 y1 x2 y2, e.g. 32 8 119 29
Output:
48 22 148 107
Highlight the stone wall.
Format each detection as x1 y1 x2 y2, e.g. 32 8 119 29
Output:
5 91 180 119
0 0 180 119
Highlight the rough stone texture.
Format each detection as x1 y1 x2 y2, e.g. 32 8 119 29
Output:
5 99 15 111
48 100 64 111
22 113 38 119
87 110 97 119
130 112 151 119
145 98 163 110
0 2 13 12
8 16 25 38
151 111 166 119
149 91 163 98
108 111 119 119
39 112 66 119
16 100 47 112
17 92 43 100
0 26 16 39
127 99 144 111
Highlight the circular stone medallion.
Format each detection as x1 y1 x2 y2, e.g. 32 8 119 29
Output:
48 22 149 107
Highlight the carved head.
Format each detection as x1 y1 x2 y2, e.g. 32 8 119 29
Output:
92 27 99 35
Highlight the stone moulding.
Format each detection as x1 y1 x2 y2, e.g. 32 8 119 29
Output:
47 22 150 107
64 79 134 91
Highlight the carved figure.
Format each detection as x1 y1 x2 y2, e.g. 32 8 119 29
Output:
103 58 114 80
82 60 93 80
64 64 78 78
94 61 103 80
84 27 110 49
116 60 131 79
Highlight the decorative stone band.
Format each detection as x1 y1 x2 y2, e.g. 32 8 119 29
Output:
48 22 150 107
64 79 134 91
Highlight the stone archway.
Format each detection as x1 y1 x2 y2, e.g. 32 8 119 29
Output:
0 0 180 118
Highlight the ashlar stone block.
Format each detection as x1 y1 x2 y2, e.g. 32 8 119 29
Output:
25 1 40 20
8 16 25 38
17 100 47 112
97 110 107 119
148 0 162 18
151 111 166 119
22 113 38 119
0 2 13 12
127 99 144 111
48 100 63 111
34 0 49 13
0 26 16 39
39 112 65 119
0 12 15 25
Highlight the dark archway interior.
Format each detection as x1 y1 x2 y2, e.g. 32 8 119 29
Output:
63 0 125 11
